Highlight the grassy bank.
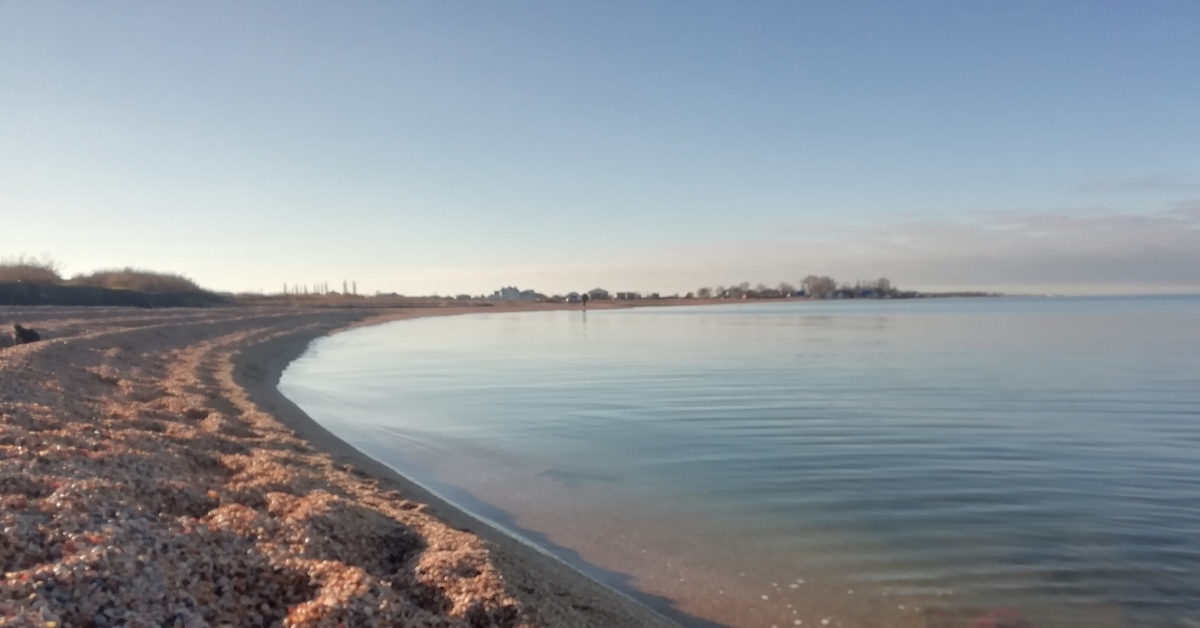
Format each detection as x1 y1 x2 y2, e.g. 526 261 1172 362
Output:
0 257 226 307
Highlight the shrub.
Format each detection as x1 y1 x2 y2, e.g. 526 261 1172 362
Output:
70 267 203 293
0 255 63 284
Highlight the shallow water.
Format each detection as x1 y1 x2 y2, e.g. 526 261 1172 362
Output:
280 296 1200 627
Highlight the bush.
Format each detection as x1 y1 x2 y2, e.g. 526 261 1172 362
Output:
70 267 203 293
0 255 62 284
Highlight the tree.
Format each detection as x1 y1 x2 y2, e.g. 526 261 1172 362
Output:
715 285 726 298
801 275 817 296
696 287 713 298
801 275 837 298
778 282 795 295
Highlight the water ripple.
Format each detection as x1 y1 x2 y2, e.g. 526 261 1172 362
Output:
282 297 1200 627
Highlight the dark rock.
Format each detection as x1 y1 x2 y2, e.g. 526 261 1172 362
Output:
12 324 40 345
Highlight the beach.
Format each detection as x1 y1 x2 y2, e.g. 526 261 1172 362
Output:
0 304 683 627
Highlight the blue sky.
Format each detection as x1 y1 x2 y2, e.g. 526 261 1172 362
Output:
2 1 1197 295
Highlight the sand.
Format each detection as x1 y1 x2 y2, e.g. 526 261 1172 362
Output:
0 304 683 628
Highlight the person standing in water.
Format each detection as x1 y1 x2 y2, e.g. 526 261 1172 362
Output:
580 292 589 309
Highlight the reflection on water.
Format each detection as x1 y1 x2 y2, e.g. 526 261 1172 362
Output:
281 297 1200 627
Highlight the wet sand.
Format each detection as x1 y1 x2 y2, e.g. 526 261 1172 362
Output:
0 303 687 627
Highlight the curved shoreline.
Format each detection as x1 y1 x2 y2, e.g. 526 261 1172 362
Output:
267 305 944 628
0 303 695 627
239 305 693 627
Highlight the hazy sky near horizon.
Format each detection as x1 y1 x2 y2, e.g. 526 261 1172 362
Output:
2 1 1198 296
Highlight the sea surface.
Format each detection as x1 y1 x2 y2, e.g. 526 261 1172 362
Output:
280 296 1200 627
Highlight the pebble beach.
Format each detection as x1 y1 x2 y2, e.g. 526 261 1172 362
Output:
0 305 680 628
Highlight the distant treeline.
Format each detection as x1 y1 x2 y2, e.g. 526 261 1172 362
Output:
694 276 899 299
692 277 999 300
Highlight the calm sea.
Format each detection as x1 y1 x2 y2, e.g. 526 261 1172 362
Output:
279 297 1200 628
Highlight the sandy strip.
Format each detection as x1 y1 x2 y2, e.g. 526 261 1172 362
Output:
0 304 684 627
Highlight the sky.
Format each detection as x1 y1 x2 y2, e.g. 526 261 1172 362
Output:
2 1 1198 296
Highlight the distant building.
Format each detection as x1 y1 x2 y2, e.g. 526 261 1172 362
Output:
488 286 540 302
587 288 610 300
615 291 641 300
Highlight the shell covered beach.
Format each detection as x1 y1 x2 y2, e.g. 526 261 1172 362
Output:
0 306 678 628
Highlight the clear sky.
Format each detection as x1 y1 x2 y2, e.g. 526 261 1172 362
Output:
2 1 1198 296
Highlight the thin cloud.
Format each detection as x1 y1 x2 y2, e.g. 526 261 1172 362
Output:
1073 175 1200 195
1166 200 1200 223
640 205 1200 295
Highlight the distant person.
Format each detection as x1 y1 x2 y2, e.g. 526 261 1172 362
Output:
581 293 589 309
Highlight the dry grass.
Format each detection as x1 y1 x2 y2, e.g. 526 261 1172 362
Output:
69 267 202 293
0 258 222 306
0 255 62 284
1 258 206 294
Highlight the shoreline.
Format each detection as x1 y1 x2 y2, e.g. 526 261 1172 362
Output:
273 304 938 628
235 303 701 626
0 303 694 626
